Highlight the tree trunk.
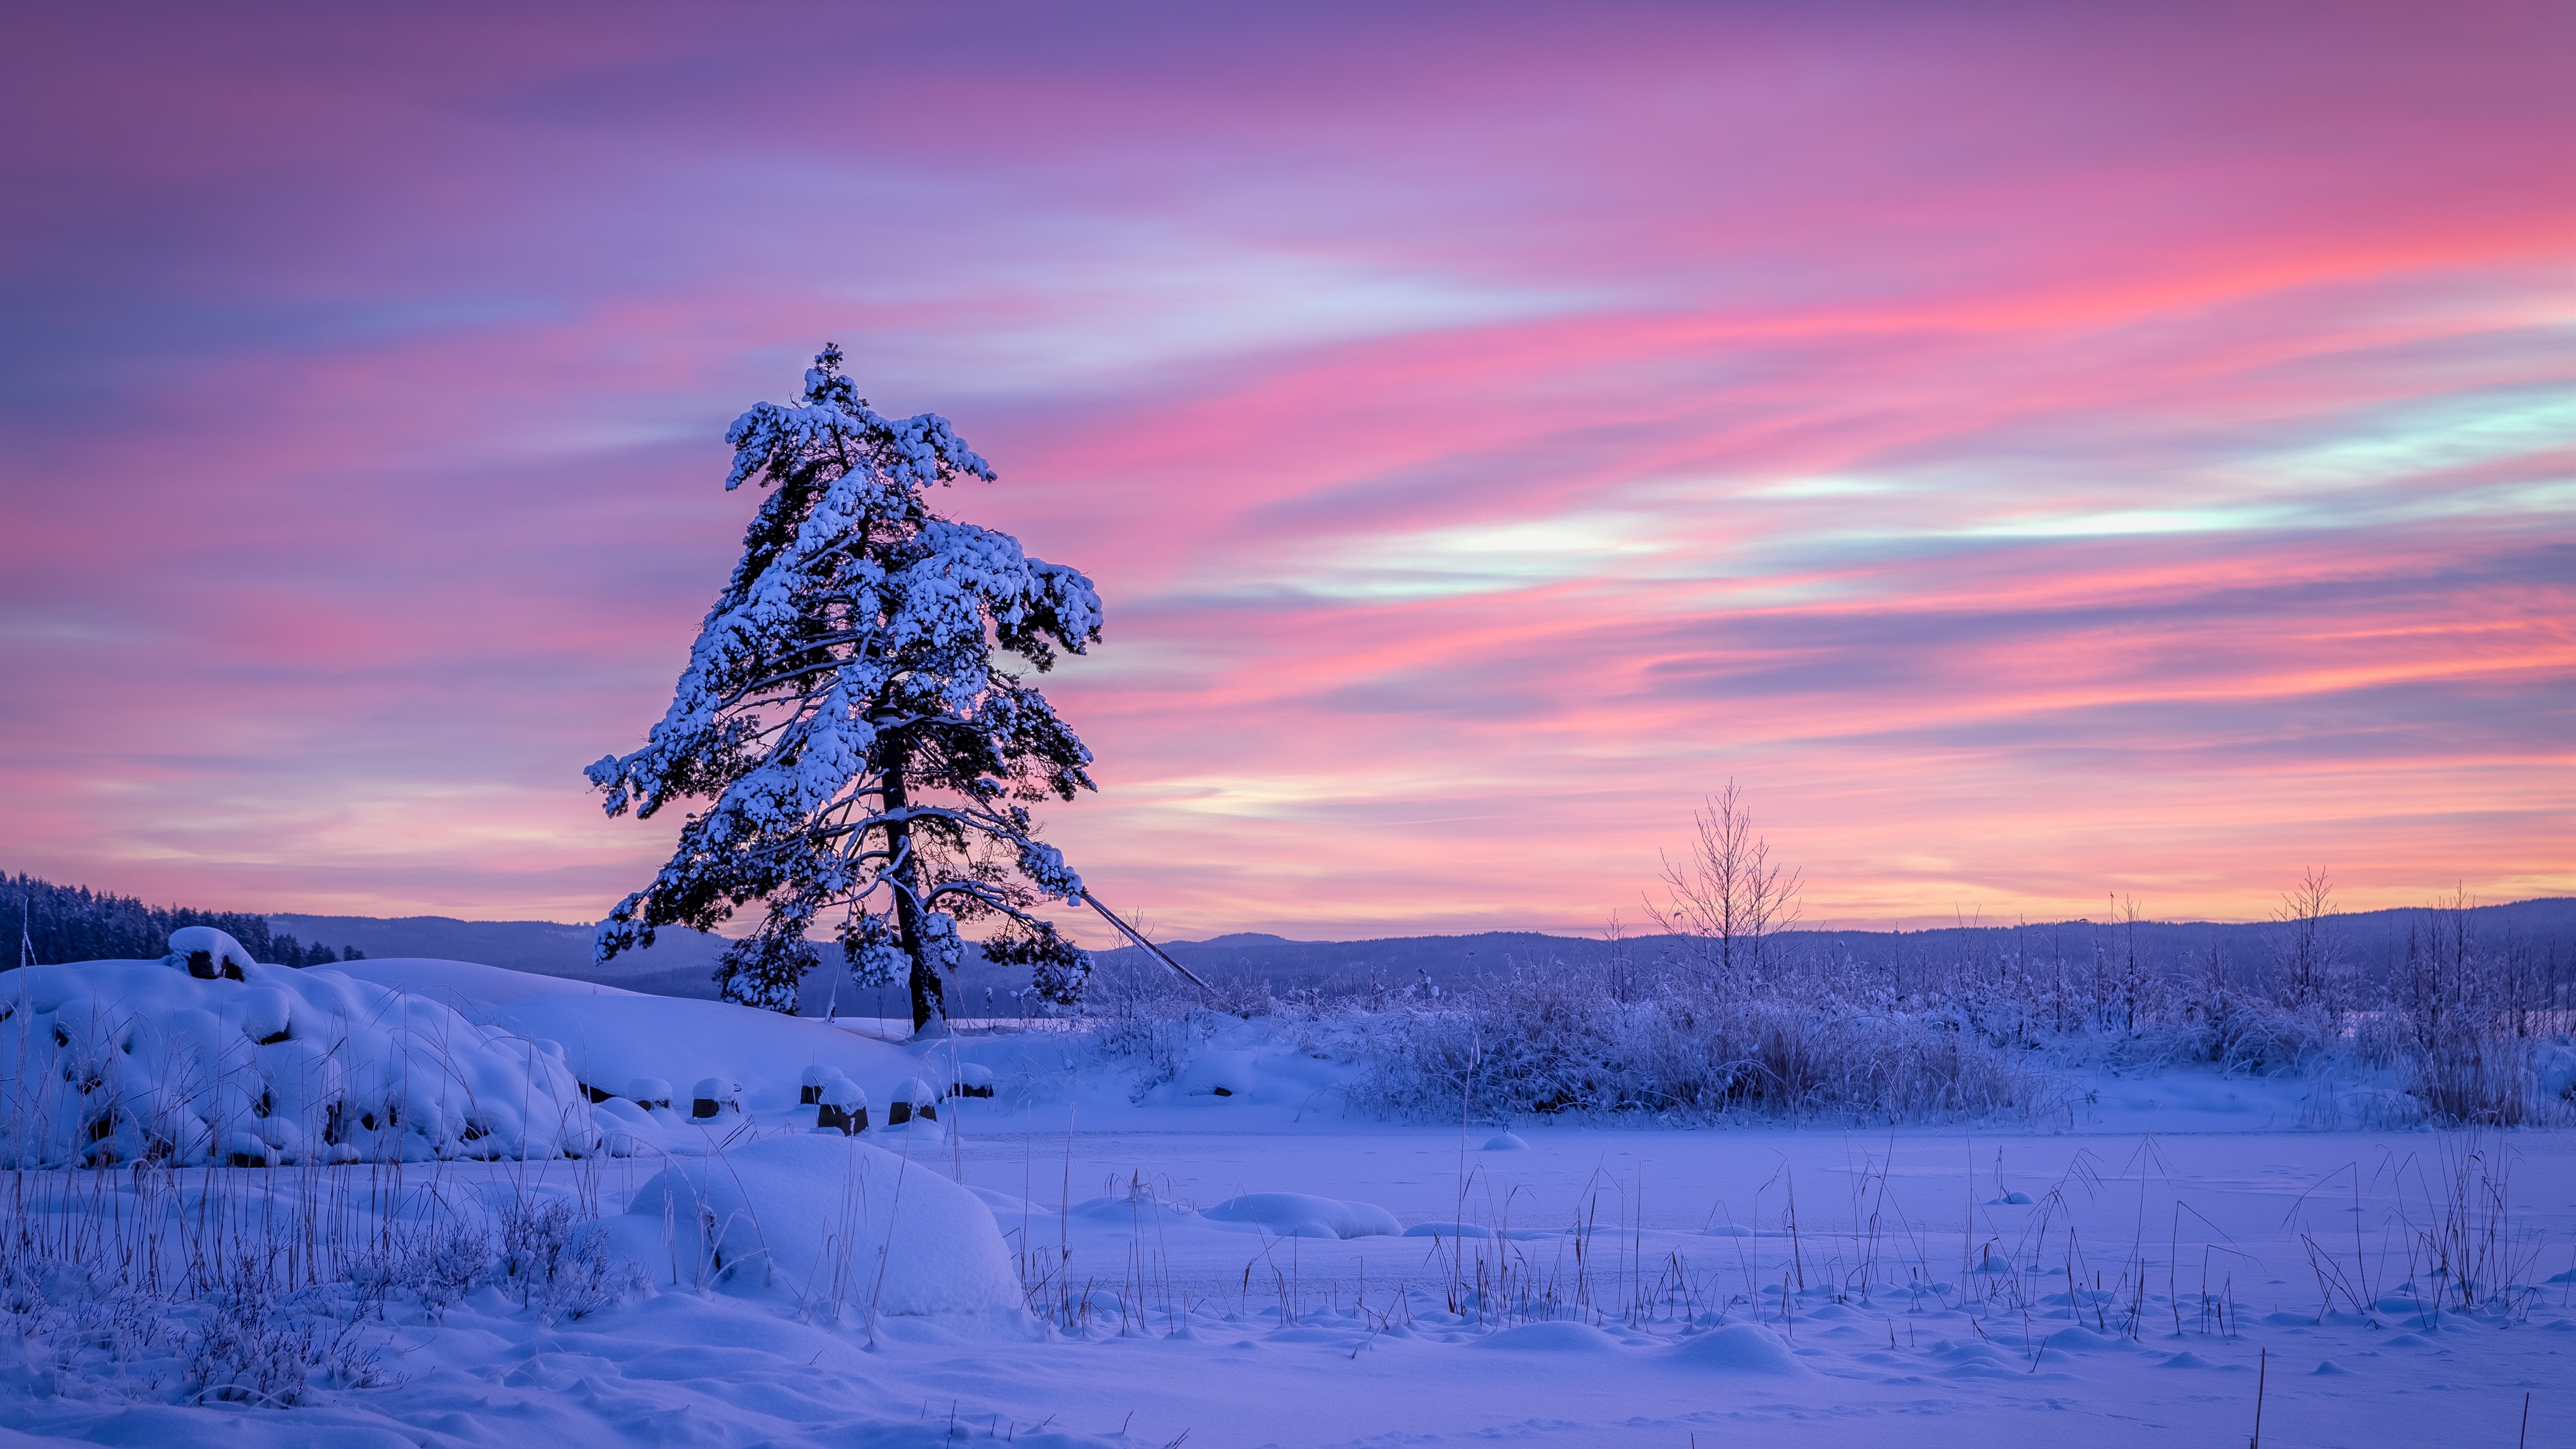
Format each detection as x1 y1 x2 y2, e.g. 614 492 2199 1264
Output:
881 741 944 1032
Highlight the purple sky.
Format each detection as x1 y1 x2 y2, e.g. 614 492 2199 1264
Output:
4 4 2571 938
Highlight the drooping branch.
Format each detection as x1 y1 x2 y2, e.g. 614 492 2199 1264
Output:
1079 891 1216 997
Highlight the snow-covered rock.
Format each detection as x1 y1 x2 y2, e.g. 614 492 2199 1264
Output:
1 943 594 1167
818 1074 868 1132
164 926 260 981
890 1076 937 1124
692 1076 742 1117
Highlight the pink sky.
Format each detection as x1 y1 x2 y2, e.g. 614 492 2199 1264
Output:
4 4 2570 939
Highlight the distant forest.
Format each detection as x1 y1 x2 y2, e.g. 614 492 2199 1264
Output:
4 872 363 969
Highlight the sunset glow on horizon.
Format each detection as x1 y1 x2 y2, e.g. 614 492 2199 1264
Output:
4 4 2570 940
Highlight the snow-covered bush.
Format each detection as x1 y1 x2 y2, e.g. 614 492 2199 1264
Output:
404 1217 495 1320
1345 967 2049 1125
1075 899 2566 1128
188 1256 314 1406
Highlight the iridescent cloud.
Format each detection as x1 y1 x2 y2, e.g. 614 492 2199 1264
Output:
2 4 2568 936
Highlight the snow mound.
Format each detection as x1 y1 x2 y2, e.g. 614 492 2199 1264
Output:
1066 1187 1195 1225
1179 1051 1258 1097
1483 1132 1529 1151
2 950 593 1167
1200 1192 1400 1240
1703 1223 1753 1238
624 1134 1026 1328
1669 1323 1807 1375
1475 1322 1626 1352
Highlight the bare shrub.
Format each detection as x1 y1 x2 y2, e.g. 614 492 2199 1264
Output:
1650 780 1801 989
2272 867 2343 1015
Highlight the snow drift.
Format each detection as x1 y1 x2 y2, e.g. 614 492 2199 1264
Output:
1199 1192 1400 1240
1668 1323 1808 1375
622 1134 1028 1329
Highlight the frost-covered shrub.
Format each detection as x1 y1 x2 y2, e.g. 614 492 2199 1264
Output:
345 1217 497 1323
1344 970 2048 1126
189 1258 311 1405
2136 968 2339 1078
410 1222 495 1321
497 1196 637 1321
1082 951 1252 1099
0 1253 172 1376
2390 1030 2541 1126
1070 891 2566 1128
186 1254 388 1406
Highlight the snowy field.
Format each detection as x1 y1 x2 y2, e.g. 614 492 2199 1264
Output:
6 952 2573 1449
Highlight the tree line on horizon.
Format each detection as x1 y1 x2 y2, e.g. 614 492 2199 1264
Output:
4 872 364 970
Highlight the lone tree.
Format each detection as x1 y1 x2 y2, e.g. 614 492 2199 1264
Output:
586 345 1106 1029
1649 779 1802 989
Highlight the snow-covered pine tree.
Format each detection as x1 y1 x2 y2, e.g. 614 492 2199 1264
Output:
586 345 1102 1029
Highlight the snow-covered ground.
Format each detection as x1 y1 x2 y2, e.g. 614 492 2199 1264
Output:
6 955 2573 1448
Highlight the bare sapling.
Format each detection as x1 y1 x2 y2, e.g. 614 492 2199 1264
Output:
1651 778 1803 991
